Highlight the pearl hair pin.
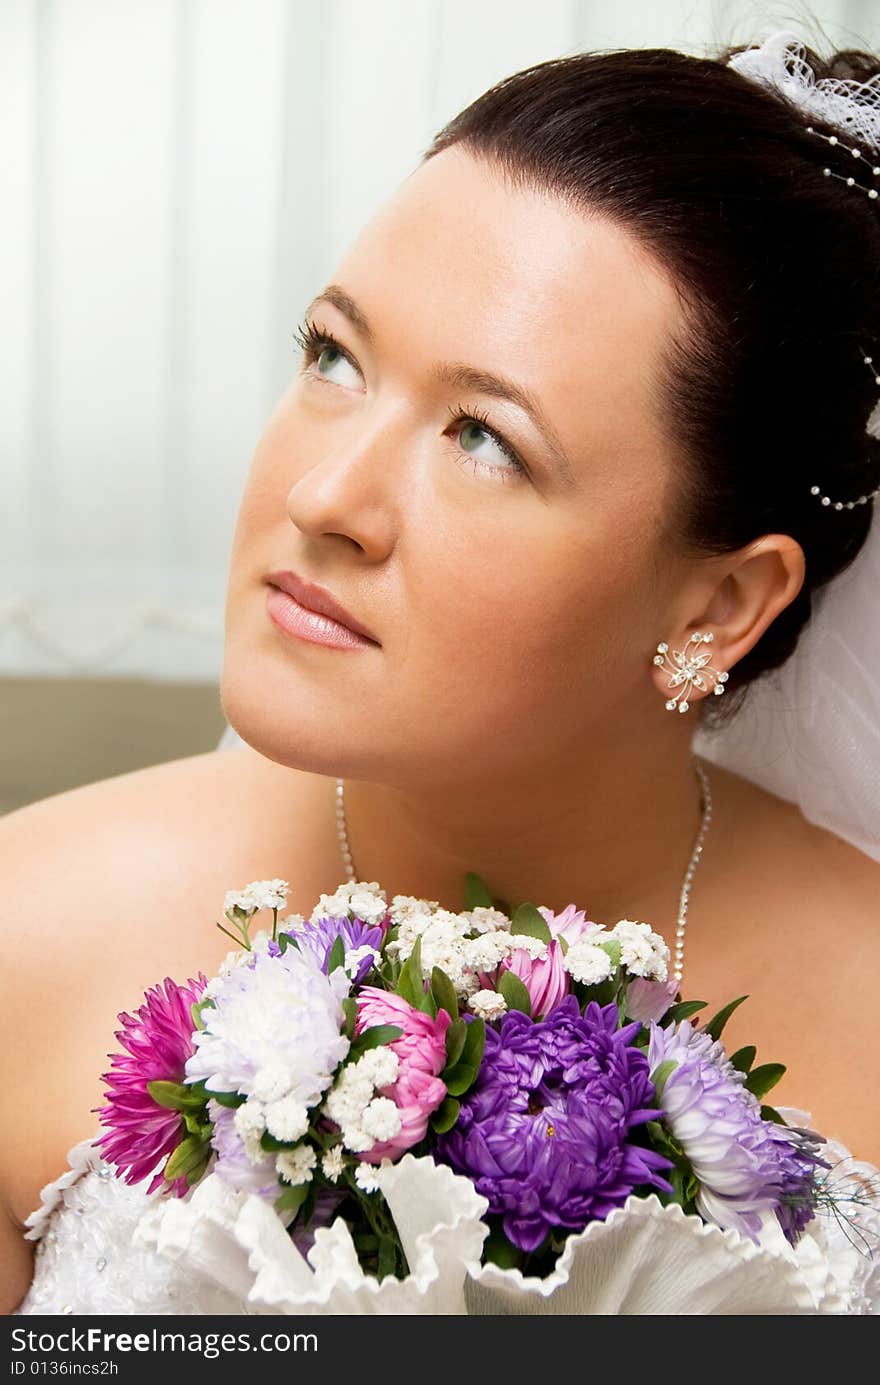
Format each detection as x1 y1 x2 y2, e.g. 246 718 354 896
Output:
803 123 880 510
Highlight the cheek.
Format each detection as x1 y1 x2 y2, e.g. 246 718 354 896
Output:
411 516 637 689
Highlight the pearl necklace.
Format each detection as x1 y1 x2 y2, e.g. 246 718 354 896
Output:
334 755 712 987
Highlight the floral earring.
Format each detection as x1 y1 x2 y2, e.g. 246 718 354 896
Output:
652 631 729 714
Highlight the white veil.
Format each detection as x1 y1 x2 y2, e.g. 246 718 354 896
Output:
218 30 880 865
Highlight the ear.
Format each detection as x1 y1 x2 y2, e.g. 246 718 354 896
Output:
651 535 805 711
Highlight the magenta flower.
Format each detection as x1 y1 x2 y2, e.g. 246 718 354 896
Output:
498 904 605 1019
354 988 451 1160
95 974 207 1197
503 942 568 1019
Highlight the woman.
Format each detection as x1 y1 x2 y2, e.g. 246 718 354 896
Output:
3 32 879 1315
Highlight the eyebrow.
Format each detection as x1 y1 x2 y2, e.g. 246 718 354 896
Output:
305 284 576 485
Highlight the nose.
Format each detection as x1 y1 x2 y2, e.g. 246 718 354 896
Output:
285 404 405 557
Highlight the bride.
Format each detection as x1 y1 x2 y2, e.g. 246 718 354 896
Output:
3 31 880 1315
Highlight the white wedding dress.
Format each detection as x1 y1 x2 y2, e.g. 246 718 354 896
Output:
12 728 880 1315
13 1113 880 1315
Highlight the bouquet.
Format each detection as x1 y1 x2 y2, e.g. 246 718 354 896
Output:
98 875 877 1314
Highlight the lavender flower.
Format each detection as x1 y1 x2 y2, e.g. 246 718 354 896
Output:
184 944 350 1106
648 1019 825 1244
278 914 384 985
435 997 673 1253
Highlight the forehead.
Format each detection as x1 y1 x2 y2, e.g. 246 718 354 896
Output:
326 146 685 481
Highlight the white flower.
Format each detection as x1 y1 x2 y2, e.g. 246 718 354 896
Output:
321 1146 346 1183
467 989 508 1020
563 941 614 986
275 1144 317 1186
251 1061 293 1104
611 919 669 982
311 881 388 927
505 933 549 960
234 1099 267 1164
224 888 259 919
459 906 511 934
357 1047 399 1089
361 1097 402 1142
185 944 351 1107
226 880 290 918
354 1163 384 1193
388 894 441 926
264 1094 310 1143
323 1049 402 1153
344 945 381 979
280 912 307 932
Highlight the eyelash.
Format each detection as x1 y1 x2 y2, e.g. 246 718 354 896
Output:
291 317 528 483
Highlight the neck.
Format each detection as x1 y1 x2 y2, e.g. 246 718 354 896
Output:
337 727 709 932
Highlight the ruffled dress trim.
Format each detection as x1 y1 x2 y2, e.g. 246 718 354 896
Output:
22 1130 107 1243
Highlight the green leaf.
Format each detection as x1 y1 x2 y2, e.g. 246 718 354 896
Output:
509 903 551 944
164 1135 210 1183
729 1045 756 1074
191 998 214 1031
430 967 459 1020
396 936 426 1009
182 1112 213 1140
444 1016 468 1069
649 1059 677 1100
147 1080 208 1113
598 937 622 968
377 1234 398 1281
443 1063 478 1097
260 1130 298 1153
460 1017 486 1071
277 930 294 954
430 1096 460 1134
204 1087 246 1109
761 1104 786 1125
463 871 495 910
349 1024 403 1057
744 1062 786 1100
274 1182 310 1217
664 1000 707 1024
185 1158 211 1187
327 934 346 975
482 1230 522 1270
498 970 532 1016
703 995 748 1042
342 996 358 1040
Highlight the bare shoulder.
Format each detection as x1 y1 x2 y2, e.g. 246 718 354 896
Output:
0 743 332 1286
694 762 880 1161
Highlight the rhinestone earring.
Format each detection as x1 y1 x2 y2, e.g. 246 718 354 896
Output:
653 631 729 714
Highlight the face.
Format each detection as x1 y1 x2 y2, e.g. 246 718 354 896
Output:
221 146 691 790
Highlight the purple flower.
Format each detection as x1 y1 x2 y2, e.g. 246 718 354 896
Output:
274 915 384 985
208 1100 278 1200
96 974 207 1197
648 1019 826 1244
435 997 673 1253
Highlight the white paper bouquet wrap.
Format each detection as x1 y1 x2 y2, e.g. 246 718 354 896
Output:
464 1193 847 1316
134 1153 489 1315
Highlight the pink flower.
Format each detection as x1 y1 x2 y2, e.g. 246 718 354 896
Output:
354 988 451 1160
538 903 602 948
503 941 569 1019
625 976 679 1023
95 974 207 1197
499 904 605 1020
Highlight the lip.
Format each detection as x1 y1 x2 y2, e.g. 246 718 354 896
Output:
264 570 380 646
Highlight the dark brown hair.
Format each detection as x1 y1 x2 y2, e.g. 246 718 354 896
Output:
421 40 880 730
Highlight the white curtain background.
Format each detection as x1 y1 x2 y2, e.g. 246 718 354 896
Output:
1 0 876 682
